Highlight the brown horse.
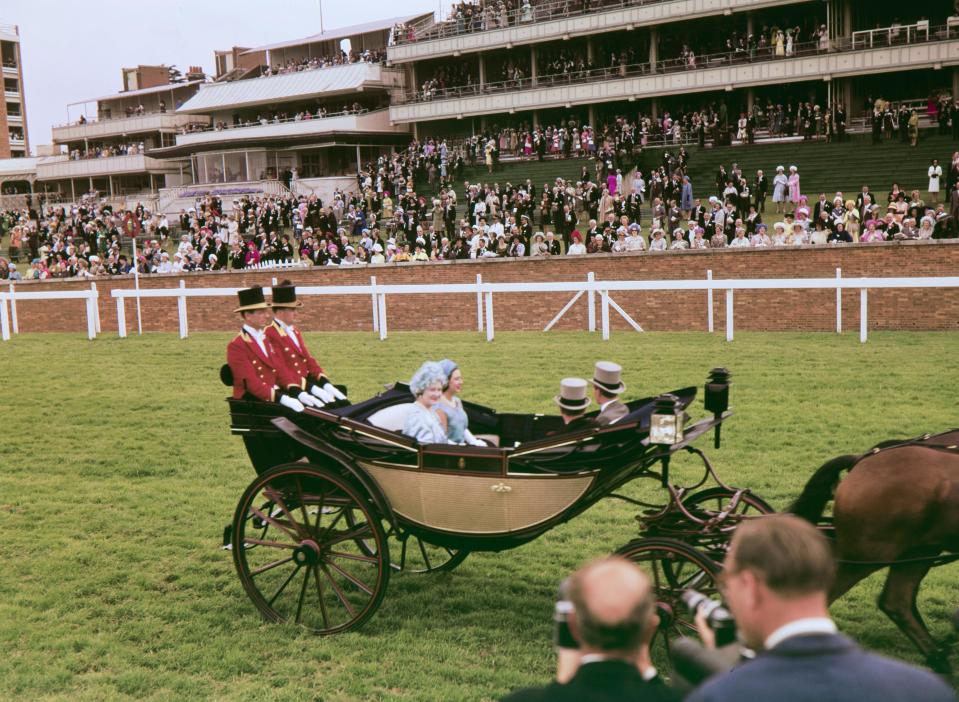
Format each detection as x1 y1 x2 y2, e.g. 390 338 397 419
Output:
790 429 959 674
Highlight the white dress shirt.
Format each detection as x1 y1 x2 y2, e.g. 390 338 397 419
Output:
274 318 301 350
242 324 269 358
764 617 837 651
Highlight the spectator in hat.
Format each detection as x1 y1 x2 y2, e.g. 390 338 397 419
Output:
589 362 629 426
225 286 305 412
530 232 548 256
567 231 587 255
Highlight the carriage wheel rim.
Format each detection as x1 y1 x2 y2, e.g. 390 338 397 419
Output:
231 464 390 635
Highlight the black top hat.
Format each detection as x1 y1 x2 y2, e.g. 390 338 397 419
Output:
271 283 302 308
234 285 271 313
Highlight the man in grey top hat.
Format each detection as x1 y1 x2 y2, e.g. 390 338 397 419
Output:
589 361 629 426
554 378 599 433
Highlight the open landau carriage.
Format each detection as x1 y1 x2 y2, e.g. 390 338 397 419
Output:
223 368 773 661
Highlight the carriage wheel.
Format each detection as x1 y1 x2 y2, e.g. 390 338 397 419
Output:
345 512 470 574
615 537 721 674
681 486 775 519
232 463 390 634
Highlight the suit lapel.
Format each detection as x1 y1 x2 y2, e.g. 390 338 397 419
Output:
242 330 273 366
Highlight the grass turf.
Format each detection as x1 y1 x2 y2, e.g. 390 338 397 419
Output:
1 330 957 700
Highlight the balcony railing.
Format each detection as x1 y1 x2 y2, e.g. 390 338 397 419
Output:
393 0 670 45
397 24 959 105
52 112 211 144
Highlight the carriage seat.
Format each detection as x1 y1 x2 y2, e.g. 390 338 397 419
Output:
367 403 417 432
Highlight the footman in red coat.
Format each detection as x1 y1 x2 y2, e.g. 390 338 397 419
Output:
265 280 348 407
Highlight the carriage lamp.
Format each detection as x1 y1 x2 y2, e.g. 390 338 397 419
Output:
650 393 684 446
704 368 731 449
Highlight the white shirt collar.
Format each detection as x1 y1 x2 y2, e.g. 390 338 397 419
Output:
242 324 269 356
274 318 301 349
764 617 837 650
600 399 616 412
578 654 657 681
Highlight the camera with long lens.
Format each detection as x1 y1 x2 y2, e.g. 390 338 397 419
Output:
553 578 578 650
681 590 737 647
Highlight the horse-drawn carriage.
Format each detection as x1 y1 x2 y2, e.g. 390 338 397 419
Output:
223 368 776 648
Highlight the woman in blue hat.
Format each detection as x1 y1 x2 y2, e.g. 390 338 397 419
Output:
435 359 486 446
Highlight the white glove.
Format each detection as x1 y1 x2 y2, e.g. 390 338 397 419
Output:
323 382 348 402
464 429 486 447
278 394 305 412
298 391 323 408
310 384 335 404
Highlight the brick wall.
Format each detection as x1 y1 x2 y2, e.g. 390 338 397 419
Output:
8 241 959 335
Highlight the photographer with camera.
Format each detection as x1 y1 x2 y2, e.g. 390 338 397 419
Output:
502 556 679 702
687 515 955 702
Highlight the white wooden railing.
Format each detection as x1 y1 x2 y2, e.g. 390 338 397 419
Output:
103 271 959 343
0 282 100 341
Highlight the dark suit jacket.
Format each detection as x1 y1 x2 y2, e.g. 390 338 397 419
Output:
502 659 680 702
688 634 955 702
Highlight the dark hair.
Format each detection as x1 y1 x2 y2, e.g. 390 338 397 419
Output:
729 514 836 595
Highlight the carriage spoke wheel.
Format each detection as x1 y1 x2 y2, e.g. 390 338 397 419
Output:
232 464 390 634
615 537 721 677
681 487 775 561
345 512 469 574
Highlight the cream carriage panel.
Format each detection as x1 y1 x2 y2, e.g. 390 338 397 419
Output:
361 462 597 534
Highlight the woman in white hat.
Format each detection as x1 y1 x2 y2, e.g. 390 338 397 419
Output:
772 166 788 214
403 361 452 444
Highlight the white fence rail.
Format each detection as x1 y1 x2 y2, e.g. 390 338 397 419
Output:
101 271 959 343
0 283 100 341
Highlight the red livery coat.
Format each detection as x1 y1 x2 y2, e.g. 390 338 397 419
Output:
226 330 300 402
264 321 327 390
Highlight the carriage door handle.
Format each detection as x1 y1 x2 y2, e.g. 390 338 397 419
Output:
491 482 512 493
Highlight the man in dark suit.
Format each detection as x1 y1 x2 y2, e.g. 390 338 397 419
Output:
552 378 599 434
753 170 768 213
502 556 679 702
589 361 629 426
688 515 954 702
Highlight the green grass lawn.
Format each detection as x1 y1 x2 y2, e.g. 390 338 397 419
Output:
1 330 957 701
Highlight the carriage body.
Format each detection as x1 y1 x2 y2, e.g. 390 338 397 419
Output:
224 371 766 644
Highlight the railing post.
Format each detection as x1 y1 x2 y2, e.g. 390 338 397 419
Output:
116 296 127 338
706 270 714 333
485 289 494 342
377 293 388 341
860 287 868 343
90 283 101 334
476 273 484 332
587 272 596 332
835 268 842 333
601 289 610 341
370 276 379 332
8 283 17 334
85 293 96 340
0 295 10 341
725 288 734 342
177 279 189 339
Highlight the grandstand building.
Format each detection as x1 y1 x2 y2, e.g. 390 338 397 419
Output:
386 0 959 141
35 65 209 204
150 15 429 214
1 24 29 159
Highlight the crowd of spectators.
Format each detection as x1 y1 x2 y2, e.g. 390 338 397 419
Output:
2 122 957 281
261 48 385 77
68 141 146 160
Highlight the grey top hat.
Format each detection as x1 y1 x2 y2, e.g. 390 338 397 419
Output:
554 378 590 411
588 361 626 394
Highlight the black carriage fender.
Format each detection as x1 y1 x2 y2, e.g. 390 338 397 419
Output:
270 417 397 529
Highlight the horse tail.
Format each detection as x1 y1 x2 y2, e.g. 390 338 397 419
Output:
788 454 859 523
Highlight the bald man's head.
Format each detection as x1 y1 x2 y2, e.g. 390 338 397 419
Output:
568 557 654 655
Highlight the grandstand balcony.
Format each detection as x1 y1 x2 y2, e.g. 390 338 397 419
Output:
51 112 211 144
36 153 177 181
388 0 808 63
169 108 405 149
390 29 959 124
174 62 404 115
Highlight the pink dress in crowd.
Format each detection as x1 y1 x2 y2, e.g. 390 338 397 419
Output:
607 174 618 195
788 173 801 203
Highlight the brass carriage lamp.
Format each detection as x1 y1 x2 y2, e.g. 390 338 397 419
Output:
704 367 731 448
650 393 684 446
